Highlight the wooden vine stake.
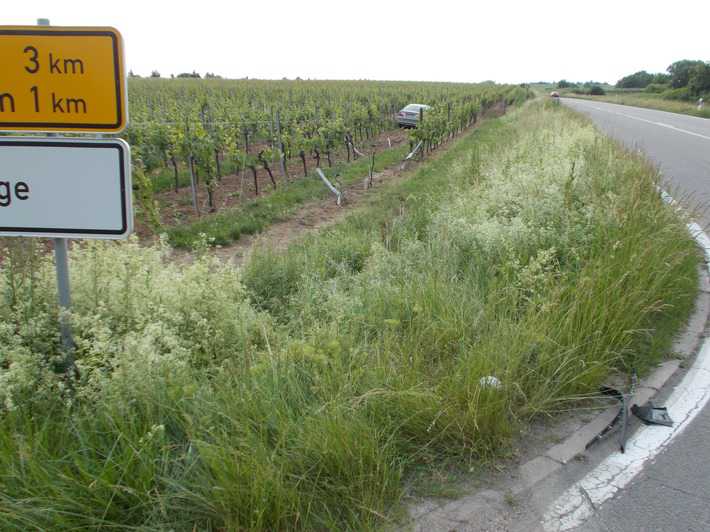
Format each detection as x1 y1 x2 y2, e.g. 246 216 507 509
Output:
189 155 200 215
419 107 425 160
276 110 289 182
367 152 375 189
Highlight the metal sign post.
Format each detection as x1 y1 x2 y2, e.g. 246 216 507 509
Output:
53 236 73 354
38 17 75 357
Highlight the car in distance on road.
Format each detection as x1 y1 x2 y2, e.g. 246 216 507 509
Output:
396 103 431 127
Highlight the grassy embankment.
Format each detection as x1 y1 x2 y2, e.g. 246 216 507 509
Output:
0 101 700 530
565 91 710 118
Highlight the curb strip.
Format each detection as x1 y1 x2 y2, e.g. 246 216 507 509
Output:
511 199 710 495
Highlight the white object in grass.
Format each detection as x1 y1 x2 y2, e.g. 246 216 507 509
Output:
479 376 502 389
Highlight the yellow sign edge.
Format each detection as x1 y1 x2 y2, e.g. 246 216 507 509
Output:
0 26 128 134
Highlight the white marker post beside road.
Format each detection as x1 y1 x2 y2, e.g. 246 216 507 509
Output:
0 138 132 238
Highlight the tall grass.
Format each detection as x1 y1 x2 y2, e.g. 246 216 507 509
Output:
0 101 699 530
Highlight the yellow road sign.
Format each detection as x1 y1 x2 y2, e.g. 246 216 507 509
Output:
0 26 127 133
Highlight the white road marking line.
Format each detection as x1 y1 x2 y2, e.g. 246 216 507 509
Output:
572 101 710 141
541 212 710 532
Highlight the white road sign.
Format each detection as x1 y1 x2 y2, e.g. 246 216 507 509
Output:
0 137 132 238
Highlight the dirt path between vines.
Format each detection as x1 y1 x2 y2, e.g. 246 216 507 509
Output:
169 162 405 267
214 165 400 265
171 102 508 267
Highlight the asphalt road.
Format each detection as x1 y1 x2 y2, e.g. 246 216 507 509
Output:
560 98 710 531
575 407 710 532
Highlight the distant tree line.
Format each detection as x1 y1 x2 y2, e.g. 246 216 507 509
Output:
616 60 710 100
556 80 607 95
127 71 224 79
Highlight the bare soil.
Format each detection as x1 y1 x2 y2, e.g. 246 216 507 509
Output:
212 165 401 266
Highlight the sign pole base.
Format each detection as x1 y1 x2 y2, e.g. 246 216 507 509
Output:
53 237 75 360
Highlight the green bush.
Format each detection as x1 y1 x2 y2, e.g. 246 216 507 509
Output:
589 85 605 95
662 86 691 100
0 237 273 410
616 70 654 89
645 83 669 93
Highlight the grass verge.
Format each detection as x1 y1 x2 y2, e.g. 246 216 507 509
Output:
0 100 700 530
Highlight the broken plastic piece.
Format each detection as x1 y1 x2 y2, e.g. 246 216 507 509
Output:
588 385 630 453
631 402 673 427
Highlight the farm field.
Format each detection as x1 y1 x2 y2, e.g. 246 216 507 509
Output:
122 79 529 247
0 94 699 530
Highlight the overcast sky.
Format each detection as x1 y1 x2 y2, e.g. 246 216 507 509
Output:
5 0 709 84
